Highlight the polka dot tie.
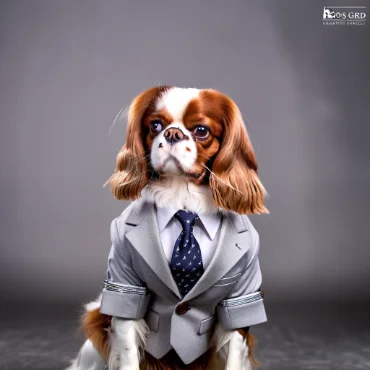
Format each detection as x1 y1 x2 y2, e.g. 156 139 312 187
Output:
170 210 204 297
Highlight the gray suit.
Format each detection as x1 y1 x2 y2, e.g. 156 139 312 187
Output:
100 198 267 364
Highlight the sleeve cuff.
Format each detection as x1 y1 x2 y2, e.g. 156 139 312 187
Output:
217 291 267 330
99 280 151 319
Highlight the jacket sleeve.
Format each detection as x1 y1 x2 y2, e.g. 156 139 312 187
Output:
217 227 267 331
99 218 151 319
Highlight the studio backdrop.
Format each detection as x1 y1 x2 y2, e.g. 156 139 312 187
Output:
0 0 369 304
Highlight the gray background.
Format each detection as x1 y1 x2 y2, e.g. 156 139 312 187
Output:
1 0 369 305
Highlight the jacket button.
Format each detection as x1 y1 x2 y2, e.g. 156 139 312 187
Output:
176 302 190 315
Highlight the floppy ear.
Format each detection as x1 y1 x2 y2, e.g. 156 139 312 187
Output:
105 86 171 200
209 95 268 214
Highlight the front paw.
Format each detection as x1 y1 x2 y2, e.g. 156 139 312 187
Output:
226 331 251 370
109 317 148 370
117 348 140 370
119 366 139 370
108 346 140 370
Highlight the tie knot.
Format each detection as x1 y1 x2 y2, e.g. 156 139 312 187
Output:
175 210 199 230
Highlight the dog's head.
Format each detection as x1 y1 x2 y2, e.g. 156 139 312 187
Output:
107 86 268 214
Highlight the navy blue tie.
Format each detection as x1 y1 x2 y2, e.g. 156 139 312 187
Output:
170 210 204 297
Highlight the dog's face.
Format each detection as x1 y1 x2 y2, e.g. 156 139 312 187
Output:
107 86 268 214
143 88 222 183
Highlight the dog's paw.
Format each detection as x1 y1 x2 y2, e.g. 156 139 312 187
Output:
119 366 140 370
226 331 251 370
118 348 140 370
108 317 149 370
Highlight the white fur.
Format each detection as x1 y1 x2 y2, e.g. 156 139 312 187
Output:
66 340 106 370
84 295 102 312
108 317 149 370
213 323 252 370
145 177 219 214
150 121 197 174
156 87 200 122
151 88 201 176
66 299 148 370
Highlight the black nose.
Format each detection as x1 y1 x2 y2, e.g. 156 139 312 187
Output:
164 127 185 144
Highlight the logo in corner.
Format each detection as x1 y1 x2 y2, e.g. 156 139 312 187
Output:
323 6 367 25
323 7 336 19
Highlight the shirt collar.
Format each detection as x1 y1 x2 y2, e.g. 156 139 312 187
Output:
156 205 178 233
156 206 222 241
197 212 222 240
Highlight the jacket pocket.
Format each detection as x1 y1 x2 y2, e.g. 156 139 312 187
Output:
198 315 215 335
145 309 160 332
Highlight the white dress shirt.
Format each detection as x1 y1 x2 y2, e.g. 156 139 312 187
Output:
156 206 222 269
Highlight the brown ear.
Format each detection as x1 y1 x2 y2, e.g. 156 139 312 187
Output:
105 86 171 200
209 93 268 214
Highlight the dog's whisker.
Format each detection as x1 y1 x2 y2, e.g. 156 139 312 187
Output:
119 105 130 121
109 105 128 136
197 153 212 161
201 163 243 195
118 170 152 186
122 152 151 160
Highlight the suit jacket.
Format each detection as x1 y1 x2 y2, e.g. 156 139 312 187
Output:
99 198 267 364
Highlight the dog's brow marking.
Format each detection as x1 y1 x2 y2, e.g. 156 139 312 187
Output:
156 87 200 122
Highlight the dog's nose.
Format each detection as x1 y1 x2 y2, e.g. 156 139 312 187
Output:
164 127 185 144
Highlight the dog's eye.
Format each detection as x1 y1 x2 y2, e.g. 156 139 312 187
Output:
193 126 209 139
150 120 163 134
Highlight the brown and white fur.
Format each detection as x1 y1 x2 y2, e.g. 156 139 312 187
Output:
67 86 267 370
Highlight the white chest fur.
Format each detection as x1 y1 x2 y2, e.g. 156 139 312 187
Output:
145 177 219 215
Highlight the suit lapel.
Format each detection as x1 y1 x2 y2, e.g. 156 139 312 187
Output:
125 199 182 299
183 212 250 302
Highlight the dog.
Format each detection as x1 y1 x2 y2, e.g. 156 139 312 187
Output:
67 86 268 370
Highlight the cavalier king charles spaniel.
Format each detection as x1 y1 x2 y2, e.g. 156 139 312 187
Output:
67 86 268 370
